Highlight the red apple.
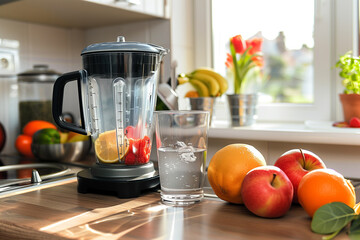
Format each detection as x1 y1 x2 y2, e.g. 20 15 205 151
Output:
241 166 293 218
274 149 326 203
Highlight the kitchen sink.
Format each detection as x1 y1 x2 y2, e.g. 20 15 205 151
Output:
0 155 88 198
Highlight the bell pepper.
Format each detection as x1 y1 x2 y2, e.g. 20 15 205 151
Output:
32 128 60 144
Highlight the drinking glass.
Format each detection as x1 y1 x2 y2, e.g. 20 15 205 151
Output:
154 110 210 205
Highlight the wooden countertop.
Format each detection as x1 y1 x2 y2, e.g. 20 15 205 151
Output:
0 180 353 240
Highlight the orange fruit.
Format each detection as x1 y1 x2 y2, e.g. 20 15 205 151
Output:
297 168 356 217
207 144 266 204
23 120 57 137
94 130 129 163
184 91 199 98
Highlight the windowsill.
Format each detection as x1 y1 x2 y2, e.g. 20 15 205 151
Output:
209 120 360 146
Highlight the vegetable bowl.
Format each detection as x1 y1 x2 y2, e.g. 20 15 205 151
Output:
31 128 91 163
31 140 91 163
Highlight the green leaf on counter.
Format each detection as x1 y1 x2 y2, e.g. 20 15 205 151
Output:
311 202 356 234
349 216 360 240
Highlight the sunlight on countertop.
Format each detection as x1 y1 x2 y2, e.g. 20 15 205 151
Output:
209 120 360 146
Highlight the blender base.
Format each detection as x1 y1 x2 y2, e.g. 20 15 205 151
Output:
77 166 160 198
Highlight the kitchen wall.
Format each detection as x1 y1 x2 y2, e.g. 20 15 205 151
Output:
0 18 85 73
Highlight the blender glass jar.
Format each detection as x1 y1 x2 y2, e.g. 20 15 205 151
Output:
18 65 60 130
52 36 168 166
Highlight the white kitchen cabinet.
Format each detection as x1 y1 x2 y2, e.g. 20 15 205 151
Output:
0 0 170 29
143 0 167 17
88 0 166 17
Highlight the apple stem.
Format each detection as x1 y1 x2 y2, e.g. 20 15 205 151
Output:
299 148 306 167
271 173 276 186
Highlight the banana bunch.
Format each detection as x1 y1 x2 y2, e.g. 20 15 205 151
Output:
178 68 228 97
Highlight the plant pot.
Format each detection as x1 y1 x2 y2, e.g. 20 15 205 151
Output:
189 97 215 125
339 93 360 122
227 94 258 127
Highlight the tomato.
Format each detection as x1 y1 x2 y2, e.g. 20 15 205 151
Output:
124 126 135 138
124 135 151 165
15 134 34 158
139 136 151 163
349 117 360 128
23 120 57 137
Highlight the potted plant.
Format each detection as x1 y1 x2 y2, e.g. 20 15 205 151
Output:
335 51 360 123
226 34 265 126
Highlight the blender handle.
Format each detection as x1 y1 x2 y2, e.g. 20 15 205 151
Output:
52 70 88 135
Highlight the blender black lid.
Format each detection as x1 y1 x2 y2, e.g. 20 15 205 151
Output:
81 36 169 55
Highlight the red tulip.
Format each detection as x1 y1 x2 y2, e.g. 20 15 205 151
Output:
225 53 233 68
246 38 263 55
251 55 264 68
230 35 247 54
227 34 265 94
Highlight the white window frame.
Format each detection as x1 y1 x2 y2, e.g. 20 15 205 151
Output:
194 0 358 123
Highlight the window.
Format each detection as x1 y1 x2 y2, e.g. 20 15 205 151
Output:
213 0 315 104
195 0 358 122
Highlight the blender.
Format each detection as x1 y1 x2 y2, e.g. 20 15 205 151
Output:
52 36 168 198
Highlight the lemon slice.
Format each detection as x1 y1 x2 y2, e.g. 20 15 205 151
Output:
94 130 129 163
